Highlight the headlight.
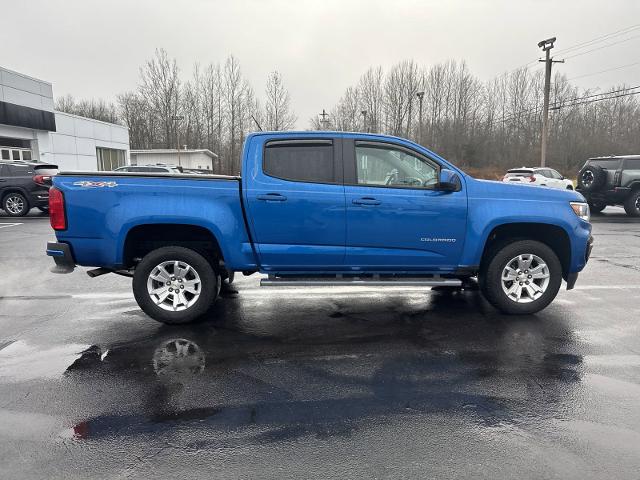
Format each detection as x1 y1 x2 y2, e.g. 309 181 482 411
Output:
570 202 590 222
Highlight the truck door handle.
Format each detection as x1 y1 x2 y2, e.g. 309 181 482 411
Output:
352 197 381 206
257 193 287 202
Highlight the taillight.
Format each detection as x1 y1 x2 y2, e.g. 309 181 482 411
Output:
49 187 67 230
529 176 536 182
33 174 49 186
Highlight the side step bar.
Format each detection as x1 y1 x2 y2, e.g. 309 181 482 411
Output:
261 275 462 287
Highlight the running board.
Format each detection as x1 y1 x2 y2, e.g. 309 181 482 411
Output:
260 275 462 287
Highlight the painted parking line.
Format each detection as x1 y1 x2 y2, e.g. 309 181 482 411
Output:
0 223 23 229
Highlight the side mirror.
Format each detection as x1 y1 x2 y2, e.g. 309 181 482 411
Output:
438 169 461 192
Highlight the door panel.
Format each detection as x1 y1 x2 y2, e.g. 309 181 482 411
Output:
245 137 346 270
344 141 467 271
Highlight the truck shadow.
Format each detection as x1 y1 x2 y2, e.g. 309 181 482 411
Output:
64 288 583 446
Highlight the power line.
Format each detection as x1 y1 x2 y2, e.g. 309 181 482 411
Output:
487 25 640 86
563 34 640 60
554 24 640 56
551 89 640 110
553 85 640 104
567 61 640 80
553 85 640 106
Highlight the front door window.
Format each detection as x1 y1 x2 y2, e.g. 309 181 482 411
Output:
356 144 438 189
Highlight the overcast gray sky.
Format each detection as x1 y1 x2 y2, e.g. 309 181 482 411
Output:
2 0 639 127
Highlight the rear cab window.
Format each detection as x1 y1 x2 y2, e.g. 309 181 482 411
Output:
587 159 622 170
263 139 338 184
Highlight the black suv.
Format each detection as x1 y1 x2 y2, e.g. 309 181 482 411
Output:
0 161 58 217
577 156 640 217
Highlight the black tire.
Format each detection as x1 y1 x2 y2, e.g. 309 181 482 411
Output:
623 190 640 217
37 206 49 213
2 192 30 217
588 202 606 214
480 240 562 315
577 165 606 191
133 246 219 324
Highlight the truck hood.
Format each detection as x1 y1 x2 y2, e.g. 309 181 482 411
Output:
467 177 585 203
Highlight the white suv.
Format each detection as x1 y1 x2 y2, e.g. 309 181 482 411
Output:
502 167 574 190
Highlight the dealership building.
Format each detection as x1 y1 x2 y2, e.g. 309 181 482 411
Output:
130 149 217 171
0 66 129 171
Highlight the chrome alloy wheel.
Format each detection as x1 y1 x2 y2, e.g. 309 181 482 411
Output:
147 260 202 311
5 194 25 215
501 254 550 303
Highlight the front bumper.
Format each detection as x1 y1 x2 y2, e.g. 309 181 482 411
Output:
567 235 594 290
46 241 76 273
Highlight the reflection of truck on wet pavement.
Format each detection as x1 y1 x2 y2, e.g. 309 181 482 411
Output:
46 132 593 324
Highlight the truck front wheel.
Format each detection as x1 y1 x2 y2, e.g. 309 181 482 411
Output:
133 246 219 324
480 240 562 315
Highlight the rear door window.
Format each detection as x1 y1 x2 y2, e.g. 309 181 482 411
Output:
624 159 640 170
8 165 33 177
264 140 336 184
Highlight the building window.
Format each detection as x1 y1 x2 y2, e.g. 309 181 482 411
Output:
97 147 126 171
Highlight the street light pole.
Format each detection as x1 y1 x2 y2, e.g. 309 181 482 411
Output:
537 37 562 167
416 91 425 144
361 110 368 132
172 115 184 166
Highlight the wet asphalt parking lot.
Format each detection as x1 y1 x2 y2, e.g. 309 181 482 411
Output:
0 209 639 479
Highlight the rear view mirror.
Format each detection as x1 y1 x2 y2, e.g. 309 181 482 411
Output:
438 169 461 192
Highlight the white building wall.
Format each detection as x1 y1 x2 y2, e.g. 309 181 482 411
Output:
46 112 129 170
131 151 214 170
1 65 130 171
0 67 54 112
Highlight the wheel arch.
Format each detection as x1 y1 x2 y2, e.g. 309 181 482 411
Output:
121 223 225 270
1 187 30 204
479 222 572 280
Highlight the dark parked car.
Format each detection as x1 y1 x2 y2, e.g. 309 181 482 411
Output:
0 161 58 216
576 156 640 216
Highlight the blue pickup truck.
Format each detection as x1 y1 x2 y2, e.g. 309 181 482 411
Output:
47 132 593 324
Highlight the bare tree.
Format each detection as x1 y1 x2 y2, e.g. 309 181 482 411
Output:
55 94 120 124
264 71 296 131
139 48 181 148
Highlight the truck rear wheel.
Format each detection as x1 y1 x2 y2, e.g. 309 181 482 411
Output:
623 190 640 217
133 246 219 324
480 240 562 315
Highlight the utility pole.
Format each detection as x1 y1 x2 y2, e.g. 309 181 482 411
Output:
416 91 425 144
172 115 184 166
319 109 329 130
361 110 368 132
537 37 563 167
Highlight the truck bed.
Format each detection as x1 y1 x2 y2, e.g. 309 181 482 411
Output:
58 171 240 181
